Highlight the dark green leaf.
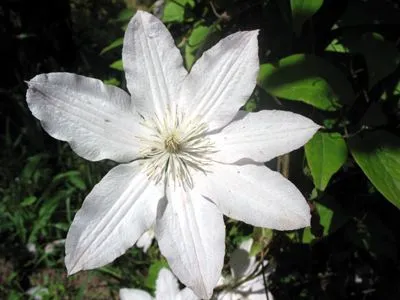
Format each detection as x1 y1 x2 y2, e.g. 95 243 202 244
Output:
20 196 37 207
327 33 400 88
100 38 124 55
349 130 400 208
117 8 135 23
290 0 323 36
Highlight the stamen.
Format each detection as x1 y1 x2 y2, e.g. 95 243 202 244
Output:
164 134 181 153
138 108 215 190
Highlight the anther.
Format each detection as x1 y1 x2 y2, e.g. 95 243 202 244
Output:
164 134 181 153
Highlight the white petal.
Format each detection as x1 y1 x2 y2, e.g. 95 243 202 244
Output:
122 11 187 118
120 288 153 300
230 239 255 279
136 227 155 253
155 186 225 299
181 31 259 131
177 288 200 300
240 275 274 300
197 163 311 230
210 110 320 163
217 291 242 300
239 278 269 300
155 268 180 300
65 161 162 274
26 73 142 162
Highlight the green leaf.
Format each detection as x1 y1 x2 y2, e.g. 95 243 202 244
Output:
21 154 48 179
302 227 313 243
52 170 86 190
258 54 354 111
100 37 124 55
316 197 345 236
290 0 323 36
145 260 169 290
251 227 273 256
305 132 348 190
162 0 194 23
244 98 257 112
326 33 400 88
20 196 37 207
303 195 349 243
117 8 135 23
349 130 400 209
110 59 123 71
184 23 211 69
103 77 121 86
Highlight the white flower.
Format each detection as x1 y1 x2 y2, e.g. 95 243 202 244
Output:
26 10 319 299
137 227 155 253
44 239 66 254
217 239 274 300
120 268 198 300
26 286 49 300
26 242 37 254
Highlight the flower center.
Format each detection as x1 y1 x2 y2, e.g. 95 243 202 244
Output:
138 108 215 189
164 134 181 153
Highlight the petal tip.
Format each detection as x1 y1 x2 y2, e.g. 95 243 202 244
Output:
65 255 81 276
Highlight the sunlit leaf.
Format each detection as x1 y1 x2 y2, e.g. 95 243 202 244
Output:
103 77 121 86
349 130 400 209
110 59 123 71
290 0 323 36
184 23 211 69
145 260 169 290
305 132 348 190
258 54 354 111
162 0 194 23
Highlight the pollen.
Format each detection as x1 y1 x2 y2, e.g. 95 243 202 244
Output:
138 108 216 190
164 134 181 153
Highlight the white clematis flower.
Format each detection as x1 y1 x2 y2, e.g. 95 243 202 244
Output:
25 10 319 299
217 239 274 300
120 268 198 300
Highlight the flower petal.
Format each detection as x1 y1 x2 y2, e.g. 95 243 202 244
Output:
178 288 200 300
155 268 180 300
122 10 187 118
230 239 255 279
197 163 311 230
120 288 153 300
155 186 225 299
65 161 162 274
26 73 142 162
180 31 259 131
136 227 155 253
210 110 320 163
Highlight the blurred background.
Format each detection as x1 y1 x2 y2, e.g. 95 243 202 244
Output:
1 0 400 299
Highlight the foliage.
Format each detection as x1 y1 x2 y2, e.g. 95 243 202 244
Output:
1 0 400 299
